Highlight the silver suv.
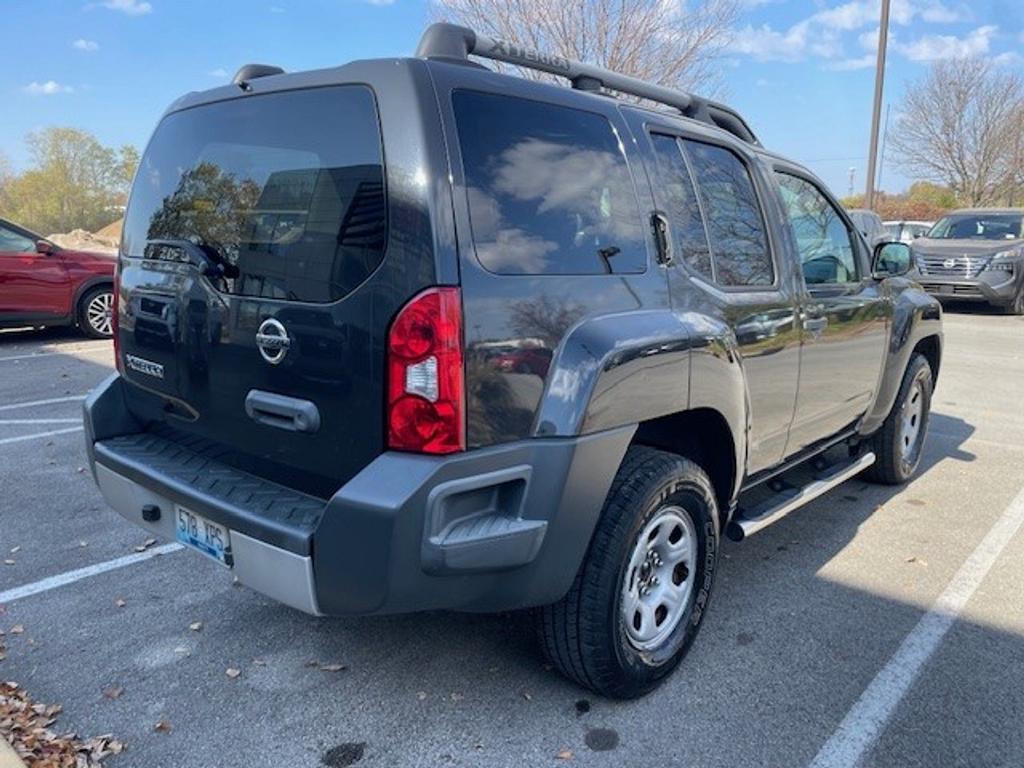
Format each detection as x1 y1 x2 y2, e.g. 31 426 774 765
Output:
910 208 1024 314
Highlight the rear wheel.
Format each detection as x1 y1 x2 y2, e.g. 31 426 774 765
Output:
537 447 719 699
77 286 114 339
864 353 933 484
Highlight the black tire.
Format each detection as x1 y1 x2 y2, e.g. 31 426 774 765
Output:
1003 286 1024 316
864 353 933 485
77 285 115 339
537 446 719 699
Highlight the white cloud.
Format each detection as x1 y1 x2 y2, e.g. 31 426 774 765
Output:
208 67 229 78
23 80 74 95
826 53 877 70
102 0 152 15
730 0 974 66
895 24 996 61
993 51 1023 66
73 38 99 51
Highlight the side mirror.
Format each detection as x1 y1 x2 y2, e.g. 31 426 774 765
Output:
872 241 912 278
35 240 55 255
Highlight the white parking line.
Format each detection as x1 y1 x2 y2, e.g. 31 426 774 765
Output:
0 543 183 604
0 426 84 446
809 484 1024 768
0 395 87 411
0 347 112 363
0 418 82 425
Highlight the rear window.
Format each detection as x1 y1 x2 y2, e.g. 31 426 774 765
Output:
123 86 386 303
453 90 645 275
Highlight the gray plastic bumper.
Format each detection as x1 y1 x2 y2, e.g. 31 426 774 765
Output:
85 374 636 617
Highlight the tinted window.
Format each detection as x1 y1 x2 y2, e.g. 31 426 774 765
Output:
649 134 713 279
928 213 1022 240
453 91 645 275
776 173 858 285
682 140 773 286
123 86 386 303
0 226 36 253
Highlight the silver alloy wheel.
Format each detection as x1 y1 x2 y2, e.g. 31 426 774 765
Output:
86 291 114 336
900 377 924 461
621 505 698 652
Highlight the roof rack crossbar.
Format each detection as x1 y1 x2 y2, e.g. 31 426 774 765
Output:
415 23 759 146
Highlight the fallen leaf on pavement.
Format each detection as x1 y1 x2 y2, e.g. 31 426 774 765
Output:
114 598 127 608
1 680 125 765
189 621 203 631
3 560 14 566
416 691 427 701
318 663 346 672
10 624 24 634
9 546 19 554
225 667 241 679
134 538 157 552
252 658 267 666
450 692 464 702
522 692 532 701
906 556 928 566
556 748 573 761
154 717 172 734
102 686 124 700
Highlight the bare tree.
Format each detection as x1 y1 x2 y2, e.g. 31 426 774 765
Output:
889 58 1024 207
432 0 739 96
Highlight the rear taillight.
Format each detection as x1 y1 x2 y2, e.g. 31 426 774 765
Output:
387 287 465 454
112 262 123 373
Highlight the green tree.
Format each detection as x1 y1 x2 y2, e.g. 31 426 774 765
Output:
0 127 138 234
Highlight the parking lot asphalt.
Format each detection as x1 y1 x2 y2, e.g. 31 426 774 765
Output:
1 309 1022 768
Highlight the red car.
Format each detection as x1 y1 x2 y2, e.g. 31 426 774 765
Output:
0 217 116 338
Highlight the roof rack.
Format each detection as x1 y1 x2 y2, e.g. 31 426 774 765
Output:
232 64 285 89
415 23 760 146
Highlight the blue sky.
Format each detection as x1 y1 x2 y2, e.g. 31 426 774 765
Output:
2 0 1022 196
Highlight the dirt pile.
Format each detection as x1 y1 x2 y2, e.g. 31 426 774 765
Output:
46 228 118 254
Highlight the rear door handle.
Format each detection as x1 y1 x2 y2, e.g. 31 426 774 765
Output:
245 390 321 433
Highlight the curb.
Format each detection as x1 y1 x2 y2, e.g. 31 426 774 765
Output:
0 735 27 768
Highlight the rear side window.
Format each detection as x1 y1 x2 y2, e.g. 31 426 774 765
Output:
649 134 713 279
682 140 773 287
453 91 645 275
123 86 386 303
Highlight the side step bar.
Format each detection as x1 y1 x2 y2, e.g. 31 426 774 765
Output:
726 452 876 542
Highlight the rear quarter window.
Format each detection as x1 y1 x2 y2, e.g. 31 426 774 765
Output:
122 85 386 303
453 90 646 275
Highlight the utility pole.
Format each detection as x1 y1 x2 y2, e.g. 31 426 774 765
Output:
865 0 891 210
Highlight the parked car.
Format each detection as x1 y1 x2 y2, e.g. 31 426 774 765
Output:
84 23 943 698
848 208 887 246
883 220 934 244
910 208 1024 314
0 217 116 338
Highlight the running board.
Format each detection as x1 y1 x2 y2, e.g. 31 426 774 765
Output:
726 452 876 542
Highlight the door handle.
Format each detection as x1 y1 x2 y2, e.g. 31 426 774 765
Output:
245 390 321 433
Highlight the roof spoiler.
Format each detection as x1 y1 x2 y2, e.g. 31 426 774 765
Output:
415 23 760 146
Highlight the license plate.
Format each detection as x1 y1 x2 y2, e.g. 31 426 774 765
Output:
175 506 232 566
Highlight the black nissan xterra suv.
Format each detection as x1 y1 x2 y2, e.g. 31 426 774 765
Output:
84 24 943 698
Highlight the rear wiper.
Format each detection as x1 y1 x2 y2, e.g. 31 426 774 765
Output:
145 239 239 279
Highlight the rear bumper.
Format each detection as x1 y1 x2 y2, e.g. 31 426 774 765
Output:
85 374 634 616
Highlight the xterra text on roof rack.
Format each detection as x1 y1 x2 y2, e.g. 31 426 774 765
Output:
85 23 942 698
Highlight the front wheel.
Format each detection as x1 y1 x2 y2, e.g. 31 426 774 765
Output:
1002 286 1024 316
864 353 933 485
537 447 719 699
77 286 115 339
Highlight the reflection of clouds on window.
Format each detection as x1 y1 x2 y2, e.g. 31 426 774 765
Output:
454 91 645 276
